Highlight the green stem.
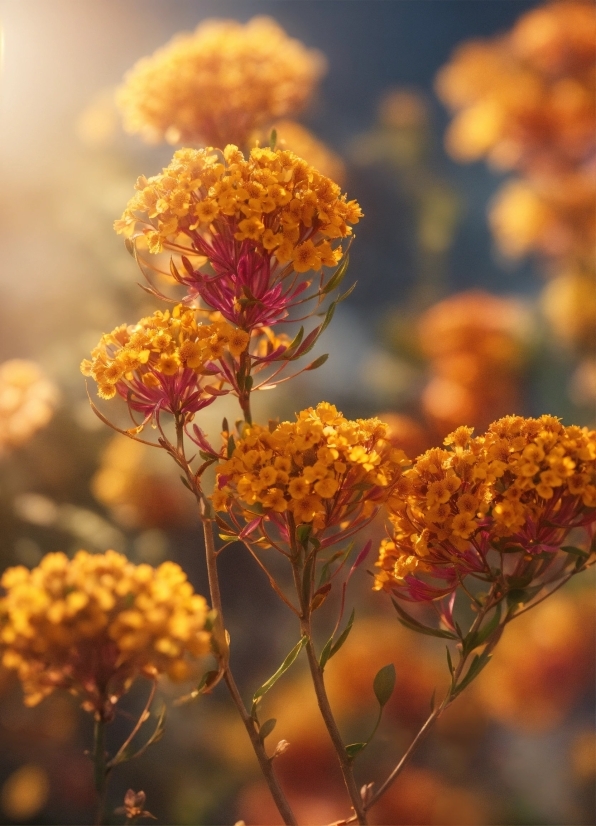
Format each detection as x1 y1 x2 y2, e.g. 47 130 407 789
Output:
354 587 501 822
290 559 367 825
93 716 108 826
201 513 297 826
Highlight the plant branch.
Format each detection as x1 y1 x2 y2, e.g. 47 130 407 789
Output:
93 715 109 826
290 557 367 825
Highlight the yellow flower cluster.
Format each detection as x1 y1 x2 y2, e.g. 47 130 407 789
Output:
213 402 406 534
375 415 596 591
81 304 248 402
114 145 360 266
436 1 596 173
261 120 346 184
0 360 59 453
0 550 210 712
116 16 325 148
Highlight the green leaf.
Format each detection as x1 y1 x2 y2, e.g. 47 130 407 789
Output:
244 375 253 393
227 435 236 459
392 598 458 639
319 301 336 335
464 603 502 653
305 354 329 371
446 646 454 678
561 545 589 557
195 669 220 692
345 742 366 760
321 254 350 294
319 609 355 672
453 649 492 697
259 718 277 742
251 637 307 716
283 326 305 360
337 281 357 303
373 663 396 708
317 548 348 588
179 475 192 491
269 128 277 150
301 554 315 609
296 524 312 546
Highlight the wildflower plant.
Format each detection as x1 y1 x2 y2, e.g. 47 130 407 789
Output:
3 12 596 826
79 133 596 825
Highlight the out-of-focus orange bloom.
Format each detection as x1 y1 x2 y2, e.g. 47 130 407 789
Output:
259 119 346 184
436 1 596 175
0 361 58 454
91 435 196 529
490 173 596 266
472 588 595 731
378 412 433 460
541 269 596 353
417 290 530 433
372 765 490 826
117 17 325 148
378 89 430 131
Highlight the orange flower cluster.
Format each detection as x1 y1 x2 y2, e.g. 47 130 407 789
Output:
213 402 406 542
0 551 210 716
436 1 596 174
374 415 596 599
0 360 59 453
116 16 325 148
114 145 360 332
82 304 246 417
115 144 357 265
418 290 530 434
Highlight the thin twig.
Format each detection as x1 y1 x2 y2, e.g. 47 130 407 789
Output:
108 679 157 769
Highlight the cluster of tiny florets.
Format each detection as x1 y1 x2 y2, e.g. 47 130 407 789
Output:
115 144 360 266
116 16 326 148
213 402 407 533
81 304 247 409
375 415 596 593
0 551 210 713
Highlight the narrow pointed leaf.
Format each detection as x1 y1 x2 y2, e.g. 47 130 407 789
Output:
252 637 307 714
305 353 329 371
321 254 350 294
319 608 355 672
392 598 458 639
